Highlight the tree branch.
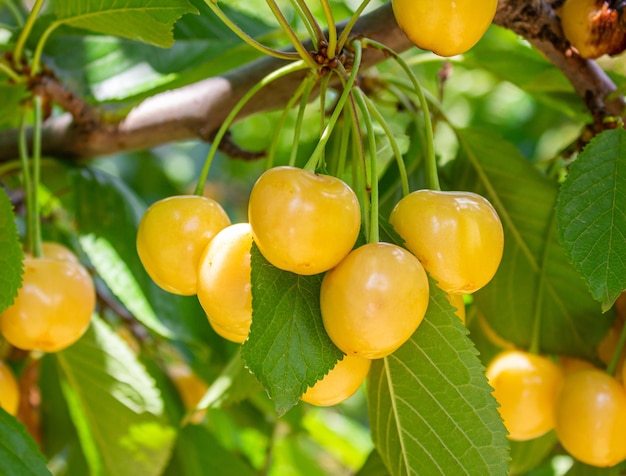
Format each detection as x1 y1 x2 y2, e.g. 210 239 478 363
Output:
0 0 622 162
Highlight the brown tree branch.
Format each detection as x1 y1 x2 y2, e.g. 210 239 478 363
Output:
0 0 622 162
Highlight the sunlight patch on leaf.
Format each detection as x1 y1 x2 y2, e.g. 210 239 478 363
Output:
56 316 176 476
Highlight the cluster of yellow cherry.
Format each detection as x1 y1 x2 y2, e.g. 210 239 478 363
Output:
136 165 504 406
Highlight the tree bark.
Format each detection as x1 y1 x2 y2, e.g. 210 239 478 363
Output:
0 0 622 162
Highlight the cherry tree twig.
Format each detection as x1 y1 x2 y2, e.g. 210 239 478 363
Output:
0 0 622 162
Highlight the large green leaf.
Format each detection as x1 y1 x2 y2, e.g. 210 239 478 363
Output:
56 316 176 476
0 409 52 476
0 186 23 313
0 84 27 128
43 1 273 102
54 0 198 48
368 279 509 475
450 128 609 358
241 244 344 417
556 129 626 311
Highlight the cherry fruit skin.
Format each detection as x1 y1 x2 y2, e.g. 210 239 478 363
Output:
197 223 253 343
0 361 20 416
555 369 626 467
248 166 360 275
136 195 231 295
486 350 564 441
0 257 96 352
391 0 497 57
301 354 371 406
320 242 429 359
389 189 504 294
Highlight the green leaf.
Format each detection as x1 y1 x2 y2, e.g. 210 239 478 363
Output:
450 128 609 358
241 244 344 417
368 279 509 475
54 0 198 48
0 186 23 314
56 316 176 476
0 409 52 476
164 425 255 476
556 129 626 311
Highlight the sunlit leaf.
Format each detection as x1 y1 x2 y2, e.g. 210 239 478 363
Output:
54 0 198 48
368 279 509 475
556 128 626 311
0 409 52 476
241 244 343 416
0 186 23 313
451 128 609 358
56 316 176 476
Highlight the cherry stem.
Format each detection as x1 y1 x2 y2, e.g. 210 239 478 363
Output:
320 0 337 59
205 1 302 62
18 110 34 255
607 318 626 376
302 40 362 172
334 110 350 178
0 59 22 83
337 0 372 51
12 0 46 69
346 95 369 242
353 87 379 244
291 0 325 47
32 94 43 258
265 0 319 69
194 60 308 196
31 21 59 76
362 92 409 197
361 39 439 191
290 74 316 166
266 78 309 169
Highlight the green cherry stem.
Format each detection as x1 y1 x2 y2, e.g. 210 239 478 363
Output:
353 87 379 244
266 78 309 169
334 108 351 178
12 0 46 69
265 0 319 69
319 0 337 59
346 94 370 243
337 0 372 51
31 94 43 258
292 0 325 47
362 92 409 197
607 318 626 376
194 60 309 196
17 110 34 254
302 40 362 172
0 59 22 82
361 38 439 191
289 74 316 167
204 1 301 62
